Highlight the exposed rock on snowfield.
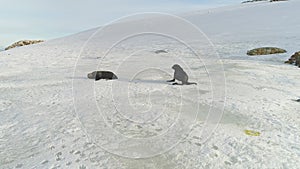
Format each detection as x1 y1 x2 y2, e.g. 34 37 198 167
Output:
242 0 287 3
297 56 300 67
242 0 267 4
247 47 287 56
154 49 168 54
270 0 288 2
285 51 300 67
5 40 44 50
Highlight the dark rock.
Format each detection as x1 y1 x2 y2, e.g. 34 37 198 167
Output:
155 50 168 54
295 55 300 67
242 0 287 3
5 40 44 50
284 60 293 64
285 51 300 67
270 0 288 2
247 47 286 56
242 0 267 3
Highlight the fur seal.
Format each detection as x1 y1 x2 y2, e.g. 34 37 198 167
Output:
167 64 197 85
87 71 118 81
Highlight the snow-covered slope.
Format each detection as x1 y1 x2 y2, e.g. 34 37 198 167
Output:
186 0 300 62
1 1 300 168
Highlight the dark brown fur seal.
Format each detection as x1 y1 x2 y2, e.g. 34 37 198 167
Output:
167 64 197 85
87 71 118 81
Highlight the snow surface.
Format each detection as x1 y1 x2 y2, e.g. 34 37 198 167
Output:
1 0 300 168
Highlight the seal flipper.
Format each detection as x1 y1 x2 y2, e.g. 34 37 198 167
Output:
95 73 101 81
172 82 183 85
167 79 175 82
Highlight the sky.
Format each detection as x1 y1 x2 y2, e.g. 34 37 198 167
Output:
0 0 240 48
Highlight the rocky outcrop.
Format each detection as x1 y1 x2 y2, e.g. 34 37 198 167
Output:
242 0 267 4
285 51 300 68
247 47 287 56
297 56 300 67
242 0 287 3
5 40 44 50
270 0 288 2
